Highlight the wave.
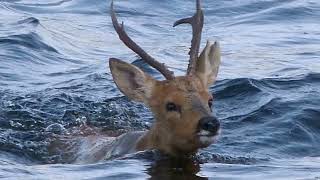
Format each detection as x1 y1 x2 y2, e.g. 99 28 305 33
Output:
0 32 58 53
211 74 320 158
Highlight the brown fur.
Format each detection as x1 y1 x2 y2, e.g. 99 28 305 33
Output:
135 76 213 156
109 41 221 157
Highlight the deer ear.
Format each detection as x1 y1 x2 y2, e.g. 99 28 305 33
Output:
109 58 156 103
194 41 221 87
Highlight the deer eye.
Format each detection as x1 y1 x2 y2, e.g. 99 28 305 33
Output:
166 102 179 112
208 98 213 108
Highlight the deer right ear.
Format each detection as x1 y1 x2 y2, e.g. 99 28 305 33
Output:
109 58 156 103
194 41 221 88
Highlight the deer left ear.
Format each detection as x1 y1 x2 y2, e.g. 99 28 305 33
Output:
194 41 221 88
109 58 156 103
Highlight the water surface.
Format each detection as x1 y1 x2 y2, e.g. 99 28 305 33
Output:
0 0 320 179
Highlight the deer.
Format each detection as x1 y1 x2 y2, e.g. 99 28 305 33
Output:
108 0 221 157
56 0 221 164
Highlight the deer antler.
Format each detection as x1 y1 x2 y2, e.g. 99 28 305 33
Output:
110 1 174 80
173 0 204 75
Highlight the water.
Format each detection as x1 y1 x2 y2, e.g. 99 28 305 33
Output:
0 0 320 179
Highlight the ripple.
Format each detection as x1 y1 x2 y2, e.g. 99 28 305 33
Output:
213 78 262 99
197 152 268 165
0 32 58 53
16 17 39 26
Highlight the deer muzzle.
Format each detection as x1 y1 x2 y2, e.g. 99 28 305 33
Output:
197 116 220 147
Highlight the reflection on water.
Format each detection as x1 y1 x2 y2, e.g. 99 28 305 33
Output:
147 157 206 180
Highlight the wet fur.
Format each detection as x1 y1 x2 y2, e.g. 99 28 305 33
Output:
51 33 221 164
109 41 221 157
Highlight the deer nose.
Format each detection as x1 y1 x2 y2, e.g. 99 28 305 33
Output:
198 116 220 133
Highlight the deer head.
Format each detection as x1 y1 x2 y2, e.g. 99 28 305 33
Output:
109 0 221 156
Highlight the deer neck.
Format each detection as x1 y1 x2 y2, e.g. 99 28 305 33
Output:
135 123 194 156
136 123 169 151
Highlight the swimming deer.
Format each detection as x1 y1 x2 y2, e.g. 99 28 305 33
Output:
56 0 221 163
108 0 221 156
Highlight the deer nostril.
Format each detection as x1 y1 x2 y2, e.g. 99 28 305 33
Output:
199 116 220 133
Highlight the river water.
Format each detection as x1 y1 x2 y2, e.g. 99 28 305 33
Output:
0 0 320 179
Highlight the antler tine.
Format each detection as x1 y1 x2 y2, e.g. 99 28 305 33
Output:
173 0 204 75
110 1 174 80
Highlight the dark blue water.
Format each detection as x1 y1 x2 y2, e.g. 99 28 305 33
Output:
0 0 320 179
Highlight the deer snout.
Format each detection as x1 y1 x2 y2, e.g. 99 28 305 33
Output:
198 116 220 135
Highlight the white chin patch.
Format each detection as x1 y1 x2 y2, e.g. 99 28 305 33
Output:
198 130 220 146
199 135 216 145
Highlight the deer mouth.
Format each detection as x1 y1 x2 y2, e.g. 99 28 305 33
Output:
197 129 220 147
